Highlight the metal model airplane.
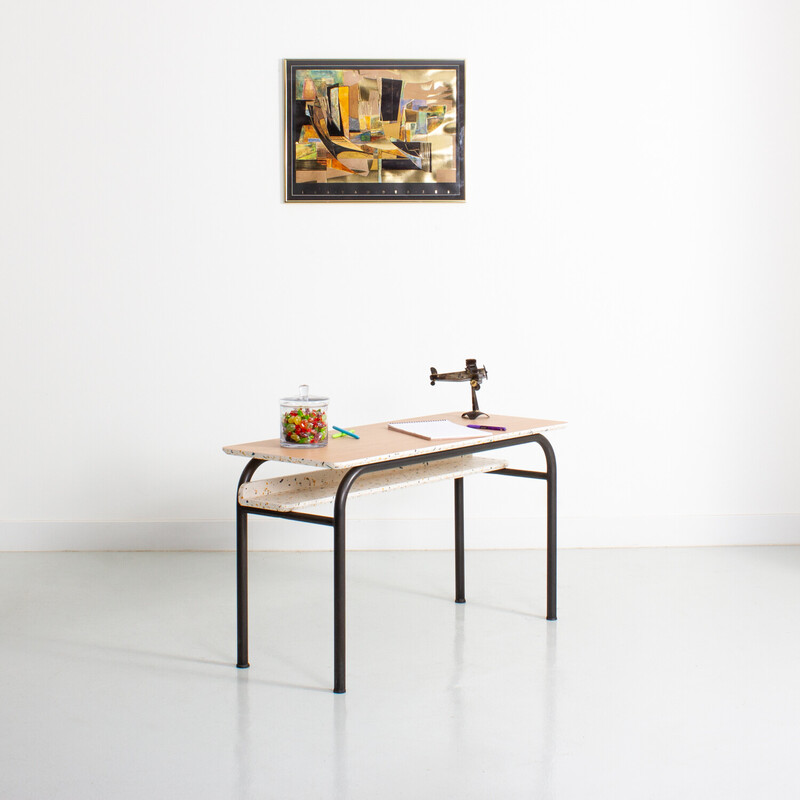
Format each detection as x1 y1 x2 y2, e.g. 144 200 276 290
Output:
429 358 489 419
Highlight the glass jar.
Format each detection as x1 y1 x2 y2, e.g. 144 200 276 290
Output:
279 385 329 448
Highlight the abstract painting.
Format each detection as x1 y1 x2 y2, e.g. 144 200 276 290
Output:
285 60 465 202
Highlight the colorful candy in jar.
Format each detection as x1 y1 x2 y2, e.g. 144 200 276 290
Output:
281 406 327 445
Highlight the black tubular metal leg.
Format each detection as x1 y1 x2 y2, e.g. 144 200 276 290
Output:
333 507 346 693
534 435 558 621
236 458 268 669
454 477 465 603
236 504 249 668
332 465 368 694
490 434 557 620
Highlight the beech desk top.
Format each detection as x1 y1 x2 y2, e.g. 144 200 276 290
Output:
223 411 567 470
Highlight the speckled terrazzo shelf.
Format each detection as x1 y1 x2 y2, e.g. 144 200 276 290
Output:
238 455 509 512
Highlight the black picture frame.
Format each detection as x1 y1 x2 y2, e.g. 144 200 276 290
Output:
285 59 465 202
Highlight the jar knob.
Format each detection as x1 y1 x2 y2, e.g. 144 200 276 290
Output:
299 384 309 402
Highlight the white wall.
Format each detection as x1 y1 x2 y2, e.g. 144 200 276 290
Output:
2 1 799 550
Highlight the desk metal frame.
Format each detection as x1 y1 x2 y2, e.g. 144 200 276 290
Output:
234 433 557 693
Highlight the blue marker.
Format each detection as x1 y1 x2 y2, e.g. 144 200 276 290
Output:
332 426 360 439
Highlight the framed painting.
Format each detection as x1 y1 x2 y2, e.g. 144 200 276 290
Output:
285 59 465 202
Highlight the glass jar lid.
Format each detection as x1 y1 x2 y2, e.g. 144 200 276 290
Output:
280 384 329 404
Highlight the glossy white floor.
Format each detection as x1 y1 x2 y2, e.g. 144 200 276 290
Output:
1 547 799 799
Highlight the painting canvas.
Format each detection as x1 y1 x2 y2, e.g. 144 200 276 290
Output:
285 59 465 202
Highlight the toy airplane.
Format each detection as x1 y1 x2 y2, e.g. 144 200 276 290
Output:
429 358 489 420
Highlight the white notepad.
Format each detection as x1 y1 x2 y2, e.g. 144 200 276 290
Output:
387 419 493 441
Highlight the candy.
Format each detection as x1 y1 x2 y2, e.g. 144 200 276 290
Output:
281 406 327 446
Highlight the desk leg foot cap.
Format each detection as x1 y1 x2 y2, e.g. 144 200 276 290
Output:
455 599 466 604
546 616 557 621
333 688 346 694
236 663 250 669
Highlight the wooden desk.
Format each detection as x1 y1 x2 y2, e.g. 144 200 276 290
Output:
224 411 566 693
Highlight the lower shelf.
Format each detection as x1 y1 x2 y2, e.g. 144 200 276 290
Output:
238 454 509 513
